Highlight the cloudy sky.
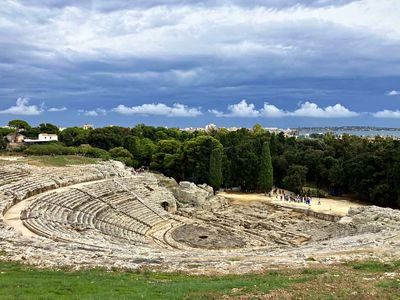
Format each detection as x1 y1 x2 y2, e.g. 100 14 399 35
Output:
0 0 400 128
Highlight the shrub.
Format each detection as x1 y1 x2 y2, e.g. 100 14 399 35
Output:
109 147 134 166
302 187 328 198
109 147 133 159
77 145 110 160
24 143 78 156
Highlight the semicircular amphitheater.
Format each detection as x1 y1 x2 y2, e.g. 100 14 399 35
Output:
1 161 400 273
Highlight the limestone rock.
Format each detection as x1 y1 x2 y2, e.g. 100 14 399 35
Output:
171 181 227 209
173 181 210 207
338 216 353 224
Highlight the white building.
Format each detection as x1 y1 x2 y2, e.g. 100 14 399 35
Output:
205 123 218 132
83 124 94 130
24 133 58 143
38 133 58 141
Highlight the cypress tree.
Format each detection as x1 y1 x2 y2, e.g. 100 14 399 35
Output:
258 142 273 193
209 148 223 193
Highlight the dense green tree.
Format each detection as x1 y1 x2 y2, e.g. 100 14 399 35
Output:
88 128 124 150
258 142 273 193
273 156 288 187
7 120 31 142
7 118 400 208
209 148 223 193
0 128 14 138
59 127 89 146
39 123 59 134
137 138 157 166
109 147 135 166
182 136 223 184
123 136 141 159
218 129 261 191
150 139 182 178
369 184 391 207
328 160 345 196
8 120 30 131
283 165 308 194
221 152 232 188
23 127 40 138
109 147 132 158
252 124 265 135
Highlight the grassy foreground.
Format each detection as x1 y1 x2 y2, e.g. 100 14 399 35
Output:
0 261 399 299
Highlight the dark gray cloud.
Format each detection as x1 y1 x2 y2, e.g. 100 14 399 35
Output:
1 0 400 128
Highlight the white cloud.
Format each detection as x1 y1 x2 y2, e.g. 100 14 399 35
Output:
85 111 99 116
208 109 224 117
78 108 107 117
372 109 400 118
260 103 287 117
290 102 359 118
0 98 44 115
211 100 359 118
112 103 202 117
48 106 67 112
387 90 400 96
209 100 260 117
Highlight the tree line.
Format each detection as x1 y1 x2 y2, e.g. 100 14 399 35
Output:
1 120 400 208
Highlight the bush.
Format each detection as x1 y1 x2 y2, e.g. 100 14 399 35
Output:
109 147 134 166
302 187 328 198
283 165 308 194
24 143 78 156
77 145 110 160
109 147 132 159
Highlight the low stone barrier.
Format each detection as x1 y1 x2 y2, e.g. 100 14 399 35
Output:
273 203 341 222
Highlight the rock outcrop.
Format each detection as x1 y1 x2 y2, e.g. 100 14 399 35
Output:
171 181 228 209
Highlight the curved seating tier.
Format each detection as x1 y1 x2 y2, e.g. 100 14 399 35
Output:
0 169 29 186
21 178 170 245
0 163 118 201
0 162 132 219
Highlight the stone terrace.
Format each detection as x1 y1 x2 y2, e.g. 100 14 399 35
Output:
1 160 400 274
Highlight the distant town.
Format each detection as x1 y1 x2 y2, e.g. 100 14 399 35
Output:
3 123 400 140
182 125 400 138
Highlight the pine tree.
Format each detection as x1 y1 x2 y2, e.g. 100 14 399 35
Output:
209 148 223 193
258 142 273 193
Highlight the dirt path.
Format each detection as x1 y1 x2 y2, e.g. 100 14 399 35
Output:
0 156 25 161
219 192 366 216
3 198 37 236
3 179 110 237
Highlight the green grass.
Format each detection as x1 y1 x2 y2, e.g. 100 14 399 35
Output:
378 280 400 289
26 155 99 167
1 260 400 299
300 268 327 275
0 261 313 300
349 260 400 273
